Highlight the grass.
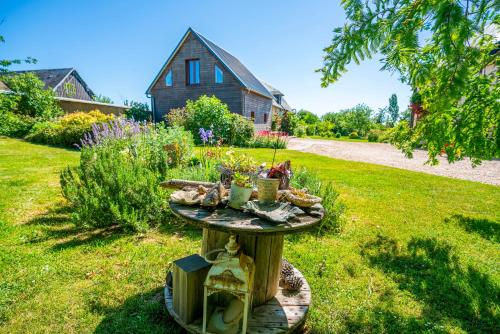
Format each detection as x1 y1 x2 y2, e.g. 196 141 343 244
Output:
1 137 499 333
305 135 369 142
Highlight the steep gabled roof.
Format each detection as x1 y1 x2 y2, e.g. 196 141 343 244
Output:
262 81 292 111
146 28 272 98
1 68 95 97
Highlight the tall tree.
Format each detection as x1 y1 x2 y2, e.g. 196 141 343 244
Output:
388 94 399 126
319 0 499 165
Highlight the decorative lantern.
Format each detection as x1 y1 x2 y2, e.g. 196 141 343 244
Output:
202 235 254 334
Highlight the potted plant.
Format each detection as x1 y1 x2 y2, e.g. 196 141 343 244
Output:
228 173 253 209
219 151 257 187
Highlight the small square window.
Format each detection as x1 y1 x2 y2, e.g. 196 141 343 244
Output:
165 69 173 87
215 65 223 84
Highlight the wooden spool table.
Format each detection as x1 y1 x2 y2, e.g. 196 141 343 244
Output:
165 202 321 334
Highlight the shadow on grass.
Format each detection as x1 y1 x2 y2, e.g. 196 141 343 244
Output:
358 234 499 333
445 214 499 243
25 205 202 251
93 287 182 334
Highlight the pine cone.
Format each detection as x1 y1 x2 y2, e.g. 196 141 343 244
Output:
280 259 294 279
284 275 303 291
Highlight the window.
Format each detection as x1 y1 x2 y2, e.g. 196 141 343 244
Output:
250 111 255 121
215 65 223 84
186 59 200 85
165 69 173 87
264 113 268 123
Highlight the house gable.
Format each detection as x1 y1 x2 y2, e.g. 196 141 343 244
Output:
54 70 94 101
147 28 272 99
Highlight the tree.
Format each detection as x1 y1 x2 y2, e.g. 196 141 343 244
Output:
0 72 62 119
124 100 151 122
296 109 320 124
374 107 387 125
388 94 399 126
93 94 113 104
319 0 499 165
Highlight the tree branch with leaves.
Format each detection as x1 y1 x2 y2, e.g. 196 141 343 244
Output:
320 0 499 165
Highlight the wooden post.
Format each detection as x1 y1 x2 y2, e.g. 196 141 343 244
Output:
201 230 283 306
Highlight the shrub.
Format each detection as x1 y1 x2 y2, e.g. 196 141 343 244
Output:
291 167 345 233
166 107 190 127
349 131 359 139
295 125 306 137
367 129 380 142
25 110 114 147
335 132 341 138
248 134 287 149
125 100 151 122
168 96 254 146
0 111 36 137
316 121 334 138
60 123 194 231
227 113 254 146
0 72 62 120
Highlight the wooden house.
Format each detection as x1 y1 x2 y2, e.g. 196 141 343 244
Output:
146 28 292 130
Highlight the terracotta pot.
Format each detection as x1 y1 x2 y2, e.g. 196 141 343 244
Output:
228 182 253 209
257 178 280 203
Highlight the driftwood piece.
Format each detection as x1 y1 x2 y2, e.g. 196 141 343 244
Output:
161 179 216 190
201 182 226 207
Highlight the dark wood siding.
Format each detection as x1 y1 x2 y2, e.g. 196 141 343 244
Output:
242 90 272 130
150 34 246 121
55 72 93 101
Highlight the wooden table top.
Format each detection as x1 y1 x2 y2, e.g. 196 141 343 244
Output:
169 202 321 235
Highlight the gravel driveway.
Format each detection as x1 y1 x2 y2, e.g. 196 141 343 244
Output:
288 138 500 186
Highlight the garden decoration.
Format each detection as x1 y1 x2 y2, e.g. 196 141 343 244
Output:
164 158 325 333
202 235 254 334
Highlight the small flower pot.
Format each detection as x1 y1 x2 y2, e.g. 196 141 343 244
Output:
228 182 253 209
257 177 280 203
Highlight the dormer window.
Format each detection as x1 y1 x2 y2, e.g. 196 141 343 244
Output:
186 59 200 85
274 95 282 104
165 69 173 87
215 65 223 84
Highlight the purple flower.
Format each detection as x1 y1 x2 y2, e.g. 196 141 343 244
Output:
199 128 208 144
206 129 213 139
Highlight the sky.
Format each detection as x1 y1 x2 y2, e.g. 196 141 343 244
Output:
1 0 411 116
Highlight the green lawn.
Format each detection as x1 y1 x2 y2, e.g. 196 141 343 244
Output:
1 137 499 333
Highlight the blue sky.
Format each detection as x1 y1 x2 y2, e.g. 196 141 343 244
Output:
1 0 411 115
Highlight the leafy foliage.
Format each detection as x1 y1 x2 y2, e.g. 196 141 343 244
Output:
296 109 320 124
291 167 345 233
320 0 499 163
387 94 399 126
60 125 193 231
0 72 62 120
25 110 114 147
323 104 373 136
124 100 151 122
167 95 254 146
93 94 113 104
0 111 36 137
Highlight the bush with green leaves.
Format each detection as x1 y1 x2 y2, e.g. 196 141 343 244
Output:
25 110 114 147
0 72 62 120
124 100 151 122
0 111 36 137
168 95 254 146
291 167 345 233
349 131 359 139
248 134 287 149
60 124 193 231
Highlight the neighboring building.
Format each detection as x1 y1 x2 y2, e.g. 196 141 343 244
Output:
146 28 291 130
1 68 128 115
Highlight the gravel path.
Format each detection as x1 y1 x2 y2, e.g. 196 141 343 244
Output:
288 138 500 186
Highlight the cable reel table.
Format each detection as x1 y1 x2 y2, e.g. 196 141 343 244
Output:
166 202 322 334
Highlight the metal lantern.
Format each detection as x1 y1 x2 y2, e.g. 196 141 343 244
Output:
202 235 254 334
